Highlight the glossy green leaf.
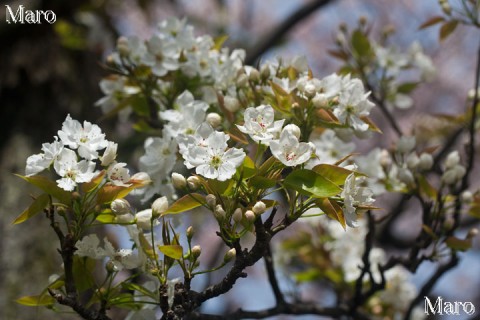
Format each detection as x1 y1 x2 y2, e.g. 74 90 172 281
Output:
312 164 355 186
249 176 277 189
13 193 50 225
16 174 71 205
15 294 55 307
284 169 342 198
162 193 205 216
241 156 256 179
158 245 183 260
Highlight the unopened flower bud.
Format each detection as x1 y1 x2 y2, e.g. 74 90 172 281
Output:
191 245 201 258
187 176 200 190
136 209 155 230
398 168 415 186
101 141 118 166
248 68 260 82
312 93 328 108
260 64 271 79
214 204 226 221
171 172 187 189
206 112 222 128
439 0 452 15
117 36 130 56
236 73 248 87
72 192 81 200
445 151 460 169
206 194 216 209
461 190 473 204
152 196 169 218
283 124 301 139
418 153 433 171
224 248 236 262
406 153 420 170
442 165 466 185
380 149 391 167
232 208 243 223
111 199 131 215
467 228 479 239
252 201 267 215
397 136 416 154
187 226 194 240
106 260 118 273
115 213 134 224
224 96 240 112
245 210 256 222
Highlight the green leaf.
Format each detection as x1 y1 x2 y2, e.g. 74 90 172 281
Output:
294 268 321 282
95 210 116 223
13 193 50 224
351 30 371 57
439 20 458 41
158 245 183 260
16 174 71 205
418 176 438 200
312 164 356 186
397 82 419 94
213 34 229 50
445 236 471 251
284 169 342 198
241 156 256 179
121 283 157 300
73 256 95 292
249 176 277 189
162 193 205 216
15 294 55 307
316 198 346 230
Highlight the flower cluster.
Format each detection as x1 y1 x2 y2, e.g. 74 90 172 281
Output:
25 115 143 191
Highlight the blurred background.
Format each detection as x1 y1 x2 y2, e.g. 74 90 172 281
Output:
1 0 479 319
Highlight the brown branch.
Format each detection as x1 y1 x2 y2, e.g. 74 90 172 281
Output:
263 243 285 305
245 0 336 65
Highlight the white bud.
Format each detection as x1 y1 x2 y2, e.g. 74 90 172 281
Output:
418 153 433 171
214 205 226 221
380 149 392 167
397 136 416 154
171 172 187 189
117 36 130 56
101 141 118 166
206 112 222 128
252 201 267 215
191 245 202 258
283 124 301 139
406 153 420 170
445 151 460 169
245 210 256 222
206 194 216 209
152 196 169 217
312 93 328 108
232 208 243 223
114 213 134 224
136 209 155 230
236 74 248 87
442 165 466 185
111 199 131 215
224 96 240 112
461 190 473 204
187 176 200 190
248 68 260 82
398 167 415 185
260 64 271 79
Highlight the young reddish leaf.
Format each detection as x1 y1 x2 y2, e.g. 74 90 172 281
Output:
139 232 156 260
13 193 50 225
327 49 349 61
360 116 382 133
419 16 445 30
16 174 71 205
162 193 205 216
439 20 459 41
15 294 55 307
158 245 183 260
96 184 137 204
82 170 106 193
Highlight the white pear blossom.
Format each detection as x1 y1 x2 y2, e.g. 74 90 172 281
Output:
307 129 355 167
58 114 109 160
25 138 64 176
100 141 118 166
95 76 141 116
143 35 180 77
270 127 313 166
53 148 96 191
341 173 374 228
334 79 374 132
106 162 131 187
136 209 159 230
183 131 246 181
237 105 285 144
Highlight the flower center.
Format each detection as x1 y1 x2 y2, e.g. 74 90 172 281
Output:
210 155 223 169
285 151 296 161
